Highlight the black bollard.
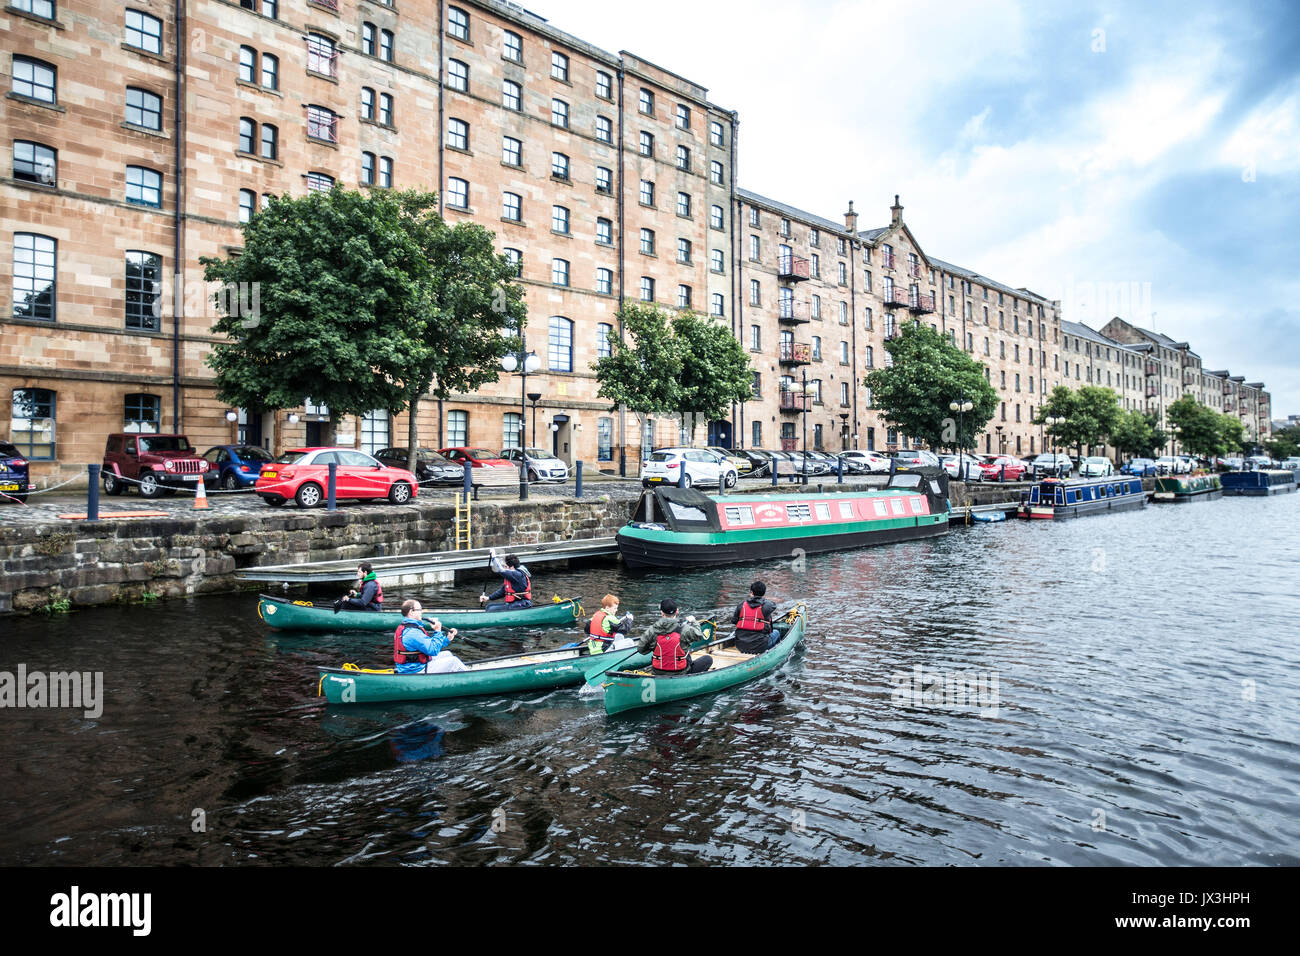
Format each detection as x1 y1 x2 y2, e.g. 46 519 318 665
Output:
462 461 472 498
770 459 778 487
575 460 583 498
87 464 100 521
327 461 337 511
836 456 844 484
677 463 686 488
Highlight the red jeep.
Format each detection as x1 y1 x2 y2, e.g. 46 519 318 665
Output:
102 433 215 497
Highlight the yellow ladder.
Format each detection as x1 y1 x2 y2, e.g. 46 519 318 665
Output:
454 492 472 550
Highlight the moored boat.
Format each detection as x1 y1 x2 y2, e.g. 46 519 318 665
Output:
616 472 949 571
318 622 716 704
601 604 807 716
1017 475 1147 519
259 593 583 631
1220 469 1297 496
1152 474 1223 503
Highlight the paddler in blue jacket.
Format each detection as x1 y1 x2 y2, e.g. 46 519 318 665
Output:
479 549 533 612
393 601 467 674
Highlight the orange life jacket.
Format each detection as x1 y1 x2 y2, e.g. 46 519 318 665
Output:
736 600 768 632
393 621 429 666
588 609 612 638
503 570 532 603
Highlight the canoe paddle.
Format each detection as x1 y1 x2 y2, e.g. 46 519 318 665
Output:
580 620 718 687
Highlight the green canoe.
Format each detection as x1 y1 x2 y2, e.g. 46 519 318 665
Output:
259 593 583 632
601 604 807 716
318 622 716 704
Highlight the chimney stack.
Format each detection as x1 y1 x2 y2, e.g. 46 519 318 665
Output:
890 194 903 226
844 200 858 234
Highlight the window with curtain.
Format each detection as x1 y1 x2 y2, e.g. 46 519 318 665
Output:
124 393 161 433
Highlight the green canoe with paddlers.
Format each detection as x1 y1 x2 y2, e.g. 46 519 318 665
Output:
600 603 807 716
318 622 717 704
258 593 583 632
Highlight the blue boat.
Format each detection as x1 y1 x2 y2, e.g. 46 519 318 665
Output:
1220 469 1297 496
1018 476 1147 520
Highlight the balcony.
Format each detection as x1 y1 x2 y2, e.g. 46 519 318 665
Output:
1145 385 1158 398
883 286 909 309
908 260 922 278
779 390 810 412
1144 362 1158 376
908 291 935 314
881 251 896 270
1224 400 1236 412
1183 371 1196 385
780 437 799 451
778 299 810 324
779 342 811 366
777 254 811 282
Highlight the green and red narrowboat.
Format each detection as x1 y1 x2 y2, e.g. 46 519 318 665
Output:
1152 474 1222 503
615 472 949 571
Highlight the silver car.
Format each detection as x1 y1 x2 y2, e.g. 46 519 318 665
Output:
1079 456 1114 477
499 447 569 483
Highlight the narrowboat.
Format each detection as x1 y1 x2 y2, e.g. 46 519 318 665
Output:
615 471 949 571
1220 469 1297 496
1152 474 1223 503
318 624 716 704
258 594 583 632
1017 476 1147 519
602 605 807 716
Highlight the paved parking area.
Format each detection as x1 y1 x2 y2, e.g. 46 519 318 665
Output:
1 472 893 525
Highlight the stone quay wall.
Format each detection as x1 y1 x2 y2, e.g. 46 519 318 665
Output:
0 498 628 614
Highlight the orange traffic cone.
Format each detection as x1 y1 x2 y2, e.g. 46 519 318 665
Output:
194 478 210 510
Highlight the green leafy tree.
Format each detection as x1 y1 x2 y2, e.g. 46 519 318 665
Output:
592 304 683 455
1109 409 1167 460
1264 425 1300 461
864 322 997 452
1033 385 1121 458
1218 413 1246 457
1167 395 1232 458
671 311 755 441
202 188 522 461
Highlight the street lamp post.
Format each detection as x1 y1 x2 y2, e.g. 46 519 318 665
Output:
528 392 542 446
949 399 973 478
501 332 541 500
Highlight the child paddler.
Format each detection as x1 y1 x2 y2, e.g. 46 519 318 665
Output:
585 593 635 654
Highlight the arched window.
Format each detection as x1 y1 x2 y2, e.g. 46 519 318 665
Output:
11 388 56 459
548 316 573 372
596 322 613 358
124 393 161 433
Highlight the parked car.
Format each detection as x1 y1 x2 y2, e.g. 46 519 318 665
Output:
1122 457 1159 477
1246 455 1273 471
256 447 418 507
890 449 941 470
1155 455 1183 475
499 447 570 483
102 433 216 498
840 450 892 474
706 447 755 477
1282 457 1300 471
375 447 465 486
939 454 983 481
439 447 521 488
1177 455 1198 473
788 451 830 476
755 449 799 478
977 455 1028 481
0 441 31 503
1031 453 1073 479
201 444 274 490
640 447 737 488
733 448 774 478
1079 456 1115 477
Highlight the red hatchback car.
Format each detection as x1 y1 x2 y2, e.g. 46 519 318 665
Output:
255 447 418 507
977 455 1028 481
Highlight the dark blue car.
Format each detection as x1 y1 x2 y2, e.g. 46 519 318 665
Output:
1122 458 1158 477
201 444 274 490
1 441 31 503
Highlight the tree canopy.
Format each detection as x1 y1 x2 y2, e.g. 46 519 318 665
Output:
1167 395 1243 458
201 187 523 452
1034 385 1122 455
863 321 997 451
1109 409 1168 459
671 311 755 438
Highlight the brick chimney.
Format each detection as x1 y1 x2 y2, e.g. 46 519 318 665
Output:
844 200 858 234
890 194 903 226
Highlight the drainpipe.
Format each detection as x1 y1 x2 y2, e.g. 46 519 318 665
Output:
616 62 626 475
729 112 738 447
172 0 186 429
849 233 857 449
437 0 444 218
735 192 744 449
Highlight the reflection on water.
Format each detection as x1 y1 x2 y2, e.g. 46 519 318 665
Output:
1 493 1298 864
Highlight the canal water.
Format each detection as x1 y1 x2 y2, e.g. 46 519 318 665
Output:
2 493 1297 865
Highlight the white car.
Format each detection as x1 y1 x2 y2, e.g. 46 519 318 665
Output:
1079 456 1115 477
499 447 569 483
938 454 983 481
841 450 892 474
640 447 738 489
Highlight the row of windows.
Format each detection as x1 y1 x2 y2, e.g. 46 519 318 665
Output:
12 236 163 329
441 407 617 460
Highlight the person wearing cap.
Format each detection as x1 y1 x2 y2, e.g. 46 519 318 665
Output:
636 598 711 675
731 580 780 654
392 600 467 674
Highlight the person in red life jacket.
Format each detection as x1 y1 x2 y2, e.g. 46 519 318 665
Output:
393 600 467 674
635 599 711 675
335 562 384 613
730 580 781 654
479 549 533 612
586 593 634 655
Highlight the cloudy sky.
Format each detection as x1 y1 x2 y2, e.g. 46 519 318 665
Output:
534 0 1300 416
